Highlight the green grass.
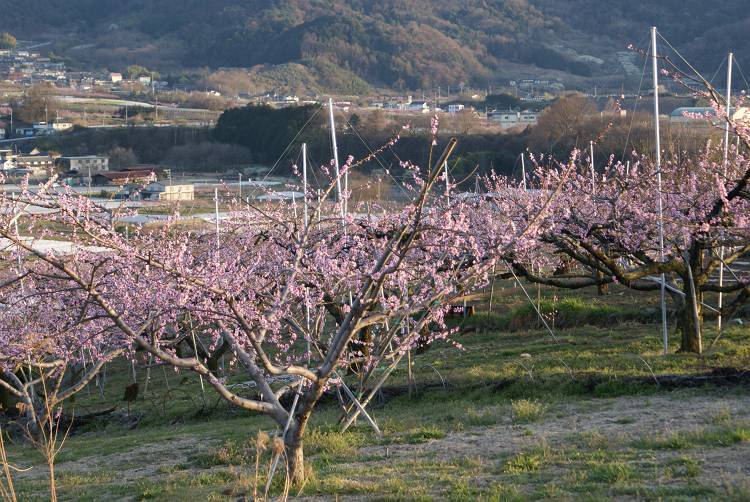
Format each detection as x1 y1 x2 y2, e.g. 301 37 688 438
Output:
504 452 545 474
634 425 750 450
510 399 546 423
585 461 636 483
5 285 750 501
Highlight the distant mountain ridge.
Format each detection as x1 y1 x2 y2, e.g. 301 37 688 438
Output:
1 0 747 92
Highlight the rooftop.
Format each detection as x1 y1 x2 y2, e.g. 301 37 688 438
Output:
94 170 155 180
60 155 108 160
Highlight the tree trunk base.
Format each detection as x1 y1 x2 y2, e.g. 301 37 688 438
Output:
286 442 305 488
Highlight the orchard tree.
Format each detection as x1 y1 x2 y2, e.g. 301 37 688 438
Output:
498 140 750 353
0 183 123 434
0 126 553 483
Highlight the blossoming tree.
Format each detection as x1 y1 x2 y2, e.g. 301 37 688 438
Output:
499 139 750 353
0 131 554 482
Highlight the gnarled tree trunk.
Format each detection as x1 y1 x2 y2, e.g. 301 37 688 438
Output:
283 406 313 487
677 284 703 354
285 436 305 487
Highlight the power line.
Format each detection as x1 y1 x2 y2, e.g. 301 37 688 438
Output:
622 34 651 161
260 105 323 183
341 115 409 197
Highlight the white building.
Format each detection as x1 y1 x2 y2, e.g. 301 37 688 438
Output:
32 122 74 135
447 104 465 113
0 149 16 170
405 100 430 113
58 156 109 172
142 182 194 201
487 110 539 130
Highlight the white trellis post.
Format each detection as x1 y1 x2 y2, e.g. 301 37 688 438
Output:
652 26 669 355
718 52 733 332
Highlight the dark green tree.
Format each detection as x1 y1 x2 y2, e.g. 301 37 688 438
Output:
0 32 16 50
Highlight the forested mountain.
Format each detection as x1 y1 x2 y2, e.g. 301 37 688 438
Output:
1 0 747 92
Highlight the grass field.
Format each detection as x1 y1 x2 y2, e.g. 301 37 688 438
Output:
3 283 750 501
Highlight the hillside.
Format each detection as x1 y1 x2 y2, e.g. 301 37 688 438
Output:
0 0 748 92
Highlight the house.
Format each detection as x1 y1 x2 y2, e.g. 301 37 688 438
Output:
32 122 74 135
447 104 465 113
0 149 16 170
487 109 539 130
333 101 352 112
57 156 110 172
15 150 57 175
14 122 73 137
405 100 430 113
141 182 194 201
15 126 36 137
91 169 156 186
138 75 152 85
110 72 123 83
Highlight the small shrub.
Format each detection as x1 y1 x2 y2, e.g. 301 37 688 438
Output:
504 452 544 473
586 461 635 483
708 406 732 425
667 456 701 478
511 399 546 423
403 426 446 444
712 427 750 446
634 432 694 450
137 482 165 499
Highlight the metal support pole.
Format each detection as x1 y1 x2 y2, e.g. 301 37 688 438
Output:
718 52 733 333
652 26 669 355
590 141 595 191
214 187 220 251
328 98 344 218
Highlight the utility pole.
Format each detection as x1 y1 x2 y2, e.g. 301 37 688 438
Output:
444 160 450 202
328 98 344 218
718 52 733 332
652 26 669 355
214 187 220 251
590 141 596 191
302 143 308 229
